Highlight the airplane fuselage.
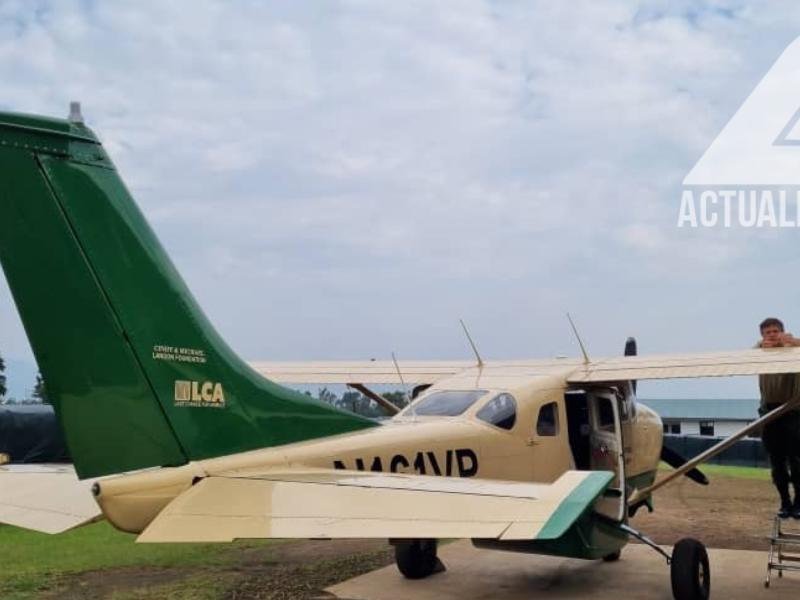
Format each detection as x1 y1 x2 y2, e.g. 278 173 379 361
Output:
97 369 663 557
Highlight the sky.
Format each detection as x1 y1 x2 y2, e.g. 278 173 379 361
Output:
1 0 799 400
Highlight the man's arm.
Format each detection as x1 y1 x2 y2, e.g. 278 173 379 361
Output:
759 334 800 348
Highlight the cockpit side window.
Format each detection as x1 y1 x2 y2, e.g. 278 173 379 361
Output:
404 390 488 416
476 393 517 431
536 401 559 436
596 396 616 431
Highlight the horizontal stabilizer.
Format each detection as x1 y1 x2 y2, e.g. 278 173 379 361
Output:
0 464 101 533
138 469 613 543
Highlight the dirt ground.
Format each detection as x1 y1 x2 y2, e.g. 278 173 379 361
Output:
44 472 791 599
631 471 791 551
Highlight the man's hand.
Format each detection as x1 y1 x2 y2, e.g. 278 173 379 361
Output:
780 333 800 347
762 333 800 347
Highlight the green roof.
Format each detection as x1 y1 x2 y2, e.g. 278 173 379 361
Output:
639 398 758 420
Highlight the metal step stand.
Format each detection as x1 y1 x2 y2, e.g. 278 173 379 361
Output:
765 516 800 588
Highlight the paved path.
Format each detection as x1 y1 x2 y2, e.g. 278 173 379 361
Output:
328 540 798 599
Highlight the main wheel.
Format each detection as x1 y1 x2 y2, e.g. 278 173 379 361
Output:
670 538 710 600
394 539 441 579
602 549 621 562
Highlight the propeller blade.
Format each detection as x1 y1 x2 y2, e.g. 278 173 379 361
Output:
661 445 709 485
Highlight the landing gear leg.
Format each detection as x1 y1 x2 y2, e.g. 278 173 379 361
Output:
392 539 445 579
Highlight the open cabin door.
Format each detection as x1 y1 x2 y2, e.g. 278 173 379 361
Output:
587 389 626 522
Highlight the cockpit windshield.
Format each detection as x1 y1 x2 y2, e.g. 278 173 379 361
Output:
403 390 489 417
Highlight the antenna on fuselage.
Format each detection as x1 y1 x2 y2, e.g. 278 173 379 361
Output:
566 312 590 365
459 319 484 368
391 351 413 416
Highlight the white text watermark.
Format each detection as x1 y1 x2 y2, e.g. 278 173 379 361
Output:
678 189 800 228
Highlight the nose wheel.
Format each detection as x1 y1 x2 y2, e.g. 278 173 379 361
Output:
670 538 710 600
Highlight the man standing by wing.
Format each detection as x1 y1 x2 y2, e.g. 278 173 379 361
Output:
757 317 800 519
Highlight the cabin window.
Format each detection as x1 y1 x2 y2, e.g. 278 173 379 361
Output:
596 396 616 431
670 423 681 434
476 393 517 430
536 402 559 436
699 421 714 436
406 390 488 417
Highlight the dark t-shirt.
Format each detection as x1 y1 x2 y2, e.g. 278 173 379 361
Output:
760 372 800 408
754 341 800 412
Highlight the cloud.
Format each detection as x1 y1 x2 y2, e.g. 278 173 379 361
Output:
0 1 798 399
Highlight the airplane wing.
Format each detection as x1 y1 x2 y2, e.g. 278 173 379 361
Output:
249 360 475 385
0 464 102 533
566 347 800 383
251 348 800 386
138 469 613 543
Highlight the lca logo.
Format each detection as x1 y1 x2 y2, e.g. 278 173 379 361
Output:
679 36 800 228
174 380 225 408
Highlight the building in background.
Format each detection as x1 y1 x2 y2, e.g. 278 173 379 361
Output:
641 398 759 438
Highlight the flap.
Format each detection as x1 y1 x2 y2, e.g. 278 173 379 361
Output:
138 469 613 543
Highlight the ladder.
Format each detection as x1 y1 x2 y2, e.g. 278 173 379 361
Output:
765 516 800 588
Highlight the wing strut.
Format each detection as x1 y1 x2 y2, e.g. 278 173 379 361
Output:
629 399 800 504
347 383 400 415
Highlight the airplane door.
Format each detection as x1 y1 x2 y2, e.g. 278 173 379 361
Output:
587 390 626 522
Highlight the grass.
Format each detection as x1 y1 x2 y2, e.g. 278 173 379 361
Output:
104 574 235 600
696 463 771 481
0 521 276 600
659 461 771 481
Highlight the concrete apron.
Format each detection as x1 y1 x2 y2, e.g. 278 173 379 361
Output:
328 540 799 600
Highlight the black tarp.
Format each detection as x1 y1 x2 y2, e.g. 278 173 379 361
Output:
0 404 70 463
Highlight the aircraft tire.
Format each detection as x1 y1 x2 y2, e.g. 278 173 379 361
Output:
670 538 710 600
394 539 440 579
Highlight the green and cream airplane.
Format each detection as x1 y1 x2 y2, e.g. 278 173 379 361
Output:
1 108 799 600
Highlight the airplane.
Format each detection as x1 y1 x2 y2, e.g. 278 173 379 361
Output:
1 107 799 600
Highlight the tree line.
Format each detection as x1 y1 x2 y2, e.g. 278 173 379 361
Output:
312 387 409 418
0 351 48 404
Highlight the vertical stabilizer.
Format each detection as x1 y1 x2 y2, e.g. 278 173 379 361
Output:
0 111 376 478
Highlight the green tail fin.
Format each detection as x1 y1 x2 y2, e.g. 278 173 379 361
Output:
0 111 376 478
